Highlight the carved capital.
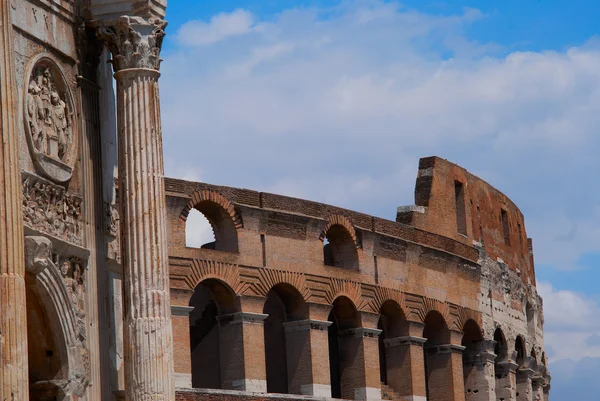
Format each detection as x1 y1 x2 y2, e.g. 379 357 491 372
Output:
96 16 167 72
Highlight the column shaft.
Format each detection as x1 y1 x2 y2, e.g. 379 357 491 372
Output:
283 319 332 397
384 336 427 401
116 68 174 400
425 344 466 401
0 0 29 399
218 312 268 392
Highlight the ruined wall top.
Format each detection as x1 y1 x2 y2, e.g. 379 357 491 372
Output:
398 156 536 286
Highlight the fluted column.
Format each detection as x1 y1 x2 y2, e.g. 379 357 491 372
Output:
0 0 29 399
98 16 174 401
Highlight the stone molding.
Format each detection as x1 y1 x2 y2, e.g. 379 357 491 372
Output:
171 305 194 316
338 327 382 338
217 312 268 325
425 343 466 355
283 319 332 332
96 16 167 72
383 335 427 348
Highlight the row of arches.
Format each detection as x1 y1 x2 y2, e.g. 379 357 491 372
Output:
185 277 546 400
186 206 360 269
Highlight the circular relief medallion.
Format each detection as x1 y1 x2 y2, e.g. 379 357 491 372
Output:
24 54 77 183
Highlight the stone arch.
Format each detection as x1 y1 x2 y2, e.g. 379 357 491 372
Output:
189 277 241 389
462 319 488 400
320 215 359 270
181 190 242 252
185 259 243 296
368 286 406 315
324 279 362 307
24 236 88 400
515 335 527 366
263 283 310 394
253 268 311 302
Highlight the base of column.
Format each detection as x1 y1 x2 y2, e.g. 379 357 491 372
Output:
300 384 331 397
231 379 267 393
401 397 427 401
174 373 192 388
354 387 382 400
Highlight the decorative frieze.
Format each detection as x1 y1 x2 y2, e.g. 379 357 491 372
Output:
22 172 83 245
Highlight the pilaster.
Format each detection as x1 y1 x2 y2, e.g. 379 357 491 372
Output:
218 312 268 392
283 319 332 397
97 15 174 401
463 340 496 401
425 343 466 401
0 0 28 399
383 335 427 401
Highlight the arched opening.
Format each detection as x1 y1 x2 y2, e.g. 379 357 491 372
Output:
526 303 536 338
186 200 239 252
493 328 510 400
378 301 408 390
422 311 451 401
328 296 361 399
26 283 68 400
515 336 526 367
323 225 358 269
462 320 485 400
189 278 239 389
263 284 308 394
186 209 216 248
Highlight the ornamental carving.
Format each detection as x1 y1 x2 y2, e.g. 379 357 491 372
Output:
97 16 167 72
59 256 88 348
24 55 77 183
22 172 83 245
105 202 120 238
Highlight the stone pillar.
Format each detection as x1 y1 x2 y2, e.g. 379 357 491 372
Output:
531 377 544 401
218 312 268 392
496 359 518 401
463 340 496 401
516 367 534 401
542 383 550 401
425 344 466 401
283 319 332 397
337 327 382 401
171 305 194 388
98 16 174 401
383 335 427 401
0 0 28 399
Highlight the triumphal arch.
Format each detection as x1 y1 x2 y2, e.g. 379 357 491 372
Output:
0 1 550 400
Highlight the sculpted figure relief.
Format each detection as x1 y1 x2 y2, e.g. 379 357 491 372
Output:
24 56 77 183
22 172 83 245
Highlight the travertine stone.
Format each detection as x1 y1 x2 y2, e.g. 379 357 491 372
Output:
0 0 28 399
98 15 174 401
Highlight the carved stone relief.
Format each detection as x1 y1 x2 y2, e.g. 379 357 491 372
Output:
24 54 77 183
22 172 83 245
105 201 119 238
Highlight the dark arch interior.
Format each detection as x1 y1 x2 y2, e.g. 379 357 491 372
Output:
26 278 68 401
461 320 484 398
189 279 239 389
323 224 359 270
263 284 308 394
422 311 451 401
515 336 526 366
328 297 360 399
187 200 239 252
378 301 408 385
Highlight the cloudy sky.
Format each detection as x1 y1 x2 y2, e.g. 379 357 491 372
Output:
159 1 600 398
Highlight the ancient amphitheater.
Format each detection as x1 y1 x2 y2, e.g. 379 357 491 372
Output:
0 0 549 400
167 156 551 401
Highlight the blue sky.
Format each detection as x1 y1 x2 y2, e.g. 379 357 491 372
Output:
159 1 600 399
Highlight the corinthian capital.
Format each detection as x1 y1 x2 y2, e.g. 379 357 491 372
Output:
97 16 167 72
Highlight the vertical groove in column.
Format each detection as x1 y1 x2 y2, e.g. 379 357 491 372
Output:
0 0 28 400
116 69 174 401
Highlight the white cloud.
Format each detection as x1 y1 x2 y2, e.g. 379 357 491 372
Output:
538 282 600 362
185 209 215 248
176 9 258 46
161 0 600 275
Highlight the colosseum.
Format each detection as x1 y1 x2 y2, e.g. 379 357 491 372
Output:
0 0 550 400
167 156 551 401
